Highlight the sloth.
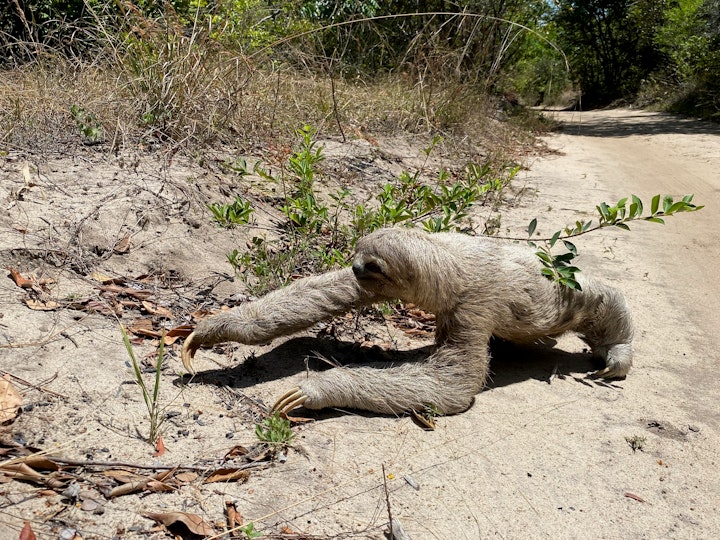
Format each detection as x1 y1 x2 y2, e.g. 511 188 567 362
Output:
182 227 633 415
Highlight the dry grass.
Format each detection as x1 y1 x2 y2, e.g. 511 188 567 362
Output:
0 8 534 159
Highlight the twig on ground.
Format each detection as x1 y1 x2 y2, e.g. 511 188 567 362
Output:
0 370 66 398
381 470 412 539
8 455 271 472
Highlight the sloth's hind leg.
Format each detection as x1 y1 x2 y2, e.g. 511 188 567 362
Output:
575 279 634 379
273 344 490 415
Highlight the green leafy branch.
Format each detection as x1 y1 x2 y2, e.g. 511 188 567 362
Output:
528 194 703 290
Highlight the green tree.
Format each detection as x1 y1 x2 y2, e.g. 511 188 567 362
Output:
654 0 720 117
554 0 664 106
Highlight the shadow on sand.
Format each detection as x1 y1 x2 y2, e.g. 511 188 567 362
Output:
551 109 720 138
182 335 620 418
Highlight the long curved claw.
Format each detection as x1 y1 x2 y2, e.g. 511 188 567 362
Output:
272 387 308 415
181 332 198 375
592 366 623 379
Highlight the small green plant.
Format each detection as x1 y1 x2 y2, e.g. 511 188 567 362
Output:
528 194 703 290
220 157 250 176
121 325 166 444
70 105 103 143
348 139 517 239
229 126 515 295
227 248 242 273
255 125 328 235
412 402 443 429
255 412 294 445
625 434 647 453
237 236 299 295
237 522 262 539
208 195 254 228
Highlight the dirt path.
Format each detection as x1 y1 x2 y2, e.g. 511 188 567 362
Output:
1 108 719 539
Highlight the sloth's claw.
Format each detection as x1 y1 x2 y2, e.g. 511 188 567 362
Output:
181 332 198 375
272 387 308 415
593 367 610 378
593 366 622 379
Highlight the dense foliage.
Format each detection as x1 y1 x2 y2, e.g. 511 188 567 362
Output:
1 0 718 117
551 0 719 114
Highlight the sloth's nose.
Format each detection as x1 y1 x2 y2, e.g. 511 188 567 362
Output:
351 261 365 277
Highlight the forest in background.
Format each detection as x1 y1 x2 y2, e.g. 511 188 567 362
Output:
1 0 718 153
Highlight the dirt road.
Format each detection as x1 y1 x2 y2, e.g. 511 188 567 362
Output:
2 108 719 539
484 108 720 538
225 109 720 539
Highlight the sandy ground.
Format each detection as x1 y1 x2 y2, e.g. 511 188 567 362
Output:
1 108 719 539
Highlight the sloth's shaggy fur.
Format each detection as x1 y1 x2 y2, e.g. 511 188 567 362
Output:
182 228 633 414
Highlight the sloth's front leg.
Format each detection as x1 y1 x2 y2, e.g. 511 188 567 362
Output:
182 268 377 373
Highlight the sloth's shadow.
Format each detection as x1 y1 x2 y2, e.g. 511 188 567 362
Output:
185 334 607 400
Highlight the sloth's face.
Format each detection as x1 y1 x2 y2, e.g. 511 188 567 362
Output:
351 229 418 300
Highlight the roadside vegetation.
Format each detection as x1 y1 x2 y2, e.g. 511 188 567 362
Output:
0 1 707 289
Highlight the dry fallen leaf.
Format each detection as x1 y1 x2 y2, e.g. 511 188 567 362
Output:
0 376 22 424
78 490 105 513
143 511 215 537
0 462 66 489
20 521 37 540
153 436 166 457
24 298 61 311
142 301 173 318
225 500 242 528
8 268 34 289
113 233 131 254
22 456 59 471
108 479 149 498
103 470 147 484
90 271 125 284
98 284 153 300
411 408 436 430
146 479 175 493
223 445 249 460
204 468 250 484
127 319 161 338
175 471 198 483
190 308 217 320
165 325 194 339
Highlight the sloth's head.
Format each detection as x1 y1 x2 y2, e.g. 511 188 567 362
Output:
351 228 456 311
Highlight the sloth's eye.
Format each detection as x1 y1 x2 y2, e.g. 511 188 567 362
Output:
363 261 383 275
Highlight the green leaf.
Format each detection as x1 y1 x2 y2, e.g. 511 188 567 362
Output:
651 194 660 215
527 218 537 237
645 216 665 224
662 195 673 213
549 230 561 247
631 194 643 217
535 251 553 264
559 278 582 291
615 222 631 231
598 202 611 221
554 252 576 263
667 201 690 214
562 240 577 255
541 267 556 277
